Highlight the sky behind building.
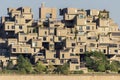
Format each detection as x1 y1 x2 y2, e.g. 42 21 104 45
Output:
0 0 120 26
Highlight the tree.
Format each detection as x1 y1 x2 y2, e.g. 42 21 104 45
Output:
34 61 46 74
46 63 55 74
110 61 120 72
17 55 33 74
7 60 14 70
56 63 69 75
84 51 109 72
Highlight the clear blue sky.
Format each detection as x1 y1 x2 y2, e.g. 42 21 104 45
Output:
0 0 120 26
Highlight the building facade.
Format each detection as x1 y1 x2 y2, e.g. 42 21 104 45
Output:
0 4 120 71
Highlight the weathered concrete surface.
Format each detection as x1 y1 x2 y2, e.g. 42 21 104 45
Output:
0 74 120 80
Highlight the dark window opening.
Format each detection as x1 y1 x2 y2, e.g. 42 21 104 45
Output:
54 54 56 58
103 49 106 53
80 49 83 52
12 26 15 29
34 48 36 52
58 37 62 41
51 59 55 63
19 26 22 29
45 31 47 35
72 48 74 52
60 60 64 64
86 26 90 30
62 54 64 58
72 43 76 46
43 37 46 41
13 48 16 52
115 50 118 53
24 37 27 40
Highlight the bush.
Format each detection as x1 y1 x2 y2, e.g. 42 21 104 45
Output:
34 61 46 74
56 63 69 75
84 51 109 72
73 70 84 74
110 61 120 72
16 55 33 74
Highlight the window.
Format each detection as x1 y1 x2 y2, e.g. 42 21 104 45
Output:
70 53 74 56
72 48 74 52
13 48 16 52
6 60 9 62
80 43 82 45
103 49 106 53
72 43 76 46
67 15 69 19
24 37 27 40
76 66 79 70
6 32 8 35
86 26 90 30
50 38 53 41
34 48 36 52
54 54 56 58
58 37 62 41
51 60 55 63
78 31 84 35
78 37 81 40
115 50 118 53
79 26 83 30
45 31 47 35
62 54 64 58
8 26 9 29
60 60 64 64
19 26 22 29
78 14 84 19
23 9 24 12
43 37 46 41
12 26 15 29
80 49 83 52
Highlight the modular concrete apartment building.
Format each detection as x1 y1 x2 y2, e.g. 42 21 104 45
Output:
0 3 120 71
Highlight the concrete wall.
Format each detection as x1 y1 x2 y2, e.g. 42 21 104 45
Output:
0 75 120 80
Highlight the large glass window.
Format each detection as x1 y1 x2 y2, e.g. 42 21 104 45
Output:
19 26 22 29
62 54 64 58
43 37 46 41
86 26 90 30
115 50 118 53
79 26 83 30
78 14 84 18
58 37 62 41
103 49 106 53
76 66 79 70
24 37 27 40
72 43 76 46
70 53 74 56
45 31 47 35
80 49 83 52
12 26 15 29
13 48 16 52
54 54 56 58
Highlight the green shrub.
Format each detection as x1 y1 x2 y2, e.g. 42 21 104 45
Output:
73 70 84 74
